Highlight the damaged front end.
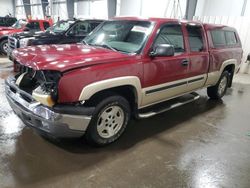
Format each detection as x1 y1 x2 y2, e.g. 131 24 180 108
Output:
14 64 61 107
5 64 95 138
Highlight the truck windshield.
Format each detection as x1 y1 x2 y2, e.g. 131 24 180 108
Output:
47 20 75 33
84 20 153 54
12 19 28 29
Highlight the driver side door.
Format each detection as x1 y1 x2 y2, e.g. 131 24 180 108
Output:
142 23 191 107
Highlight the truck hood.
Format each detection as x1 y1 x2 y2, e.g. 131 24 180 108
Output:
0 26 13 31
13 44 130 72
11 30 54 39
0 27 22 35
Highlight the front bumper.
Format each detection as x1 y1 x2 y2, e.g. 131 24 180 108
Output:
5 77 94 138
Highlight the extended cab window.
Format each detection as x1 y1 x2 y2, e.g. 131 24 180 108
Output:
225 31 237 45
26 21 40 31
154 24 185 53
186 24 204 52
211 30 226 47
68 22 90 36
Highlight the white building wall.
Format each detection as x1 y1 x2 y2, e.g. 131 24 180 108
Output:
75 0 108 19
119 0 186 18
0 0 14 17
195 0 244 17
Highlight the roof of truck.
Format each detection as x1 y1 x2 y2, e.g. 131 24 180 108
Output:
113 16 235 30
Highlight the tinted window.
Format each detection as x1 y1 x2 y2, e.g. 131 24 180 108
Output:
225 31 237 45
26 21 40 31
43 21 50 30
186 25 204 52
0 17 17 27
90 22 101 31
68 22 90 36
154 24 185 53
211 30 226 47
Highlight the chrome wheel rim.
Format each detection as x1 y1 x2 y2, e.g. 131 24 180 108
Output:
2 42 8 53
97 105 125 138
218 76 227 96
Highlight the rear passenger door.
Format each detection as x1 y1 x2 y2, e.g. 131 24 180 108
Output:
185 23 209 91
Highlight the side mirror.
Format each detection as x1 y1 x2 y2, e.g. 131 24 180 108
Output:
150 44 175 57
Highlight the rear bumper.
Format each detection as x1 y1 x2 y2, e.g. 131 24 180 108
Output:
5 77 94 138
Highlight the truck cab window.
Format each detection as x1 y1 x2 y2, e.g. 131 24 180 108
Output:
68 22 90 36
154 24 185 53
186 25 204 52
26 21 40 31
43 22 50 30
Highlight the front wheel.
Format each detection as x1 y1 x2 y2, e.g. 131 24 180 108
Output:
85 95 131 146
207 71 229 99
0 39 8 55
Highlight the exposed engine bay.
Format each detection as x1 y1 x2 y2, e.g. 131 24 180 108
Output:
14 63 61 106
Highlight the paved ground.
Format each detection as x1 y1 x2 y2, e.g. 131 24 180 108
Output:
1 56 250 188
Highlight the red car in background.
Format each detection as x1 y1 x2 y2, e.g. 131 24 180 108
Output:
0 18 52 55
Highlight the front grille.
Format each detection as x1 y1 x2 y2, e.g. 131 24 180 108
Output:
8 36 18 51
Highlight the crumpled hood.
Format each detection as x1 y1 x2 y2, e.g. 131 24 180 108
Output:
13 44 130 72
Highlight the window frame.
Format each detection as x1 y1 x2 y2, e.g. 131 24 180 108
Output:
150 22 187 55
185 23 206 52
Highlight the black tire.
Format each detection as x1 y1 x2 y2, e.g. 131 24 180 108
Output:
207 71 229 99
0 39 8 55
85 95 131 146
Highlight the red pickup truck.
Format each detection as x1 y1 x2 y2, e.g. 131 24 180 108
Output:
5 17 243 146
0 19 52 55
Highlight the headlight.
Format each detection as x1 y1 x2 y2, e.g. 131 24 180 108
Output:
32 105 60 120
19 37 34 48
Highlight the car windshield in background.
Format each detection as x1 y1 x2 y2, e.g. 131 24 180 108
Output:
84 20 153 54
12 19 28 29
48 20 75 33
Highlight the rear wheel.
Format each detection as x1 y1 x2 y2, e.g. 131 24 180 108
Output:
0 39 8 55
207 71 229 99
85 95 131 146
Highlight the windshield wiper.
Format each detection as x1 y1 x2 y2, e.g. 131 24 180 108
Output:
89 43 117 52
82 40 89 45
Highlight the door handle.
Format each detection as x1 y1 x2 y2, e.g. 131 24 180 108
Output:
181 59 189 66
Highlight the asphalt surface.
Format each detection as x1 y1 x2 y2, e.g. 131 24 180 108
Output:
1 57 250 188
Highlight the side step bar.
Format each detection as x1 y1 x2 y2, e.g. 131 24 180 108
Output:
138 92 200 119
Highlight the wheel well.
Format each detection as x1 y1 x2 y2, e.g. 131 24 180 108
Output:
0 36 8 43
223 64 235 87
84 85 138 113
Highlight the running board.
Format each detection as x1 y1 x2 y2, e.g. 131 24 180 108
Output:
138 92 200 119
